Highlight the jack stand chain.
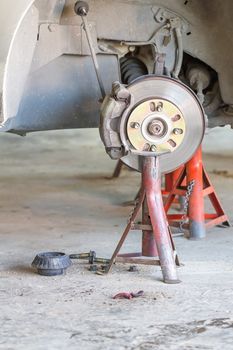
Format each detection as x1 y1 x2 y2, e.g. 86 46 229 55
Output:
179 179 195 231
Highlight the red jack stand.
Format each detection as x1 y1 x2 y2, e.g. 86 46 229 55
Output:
164 147 230 239
105 156 181 284
162 167 184 209
163 167 184 196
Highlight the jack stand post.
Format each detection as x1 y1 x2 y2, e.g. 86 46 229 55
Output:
105 156 181 284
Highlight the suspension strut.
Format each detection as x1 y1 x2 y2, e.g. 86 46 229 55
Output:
120 56 148 84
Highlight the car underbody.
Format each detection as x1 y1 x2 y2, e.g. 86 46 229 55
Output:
0 0 233 136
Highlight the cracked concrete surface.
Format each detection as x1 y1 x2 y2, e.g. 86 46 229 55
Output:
0 129 232 350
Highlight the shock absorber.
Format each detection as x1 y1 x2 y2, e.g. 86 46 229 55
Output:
120 56 148 84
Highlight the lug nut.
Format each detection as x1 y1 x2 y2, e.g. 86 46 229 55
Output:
150 145 157 152
130 122 140 129
173 128 183 135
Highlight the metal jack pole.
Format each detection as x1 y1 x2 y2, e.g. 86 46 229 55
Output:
143 157 179 283
105 156 180 284
74 1 106 99
142 198 158 257
186 146 206 239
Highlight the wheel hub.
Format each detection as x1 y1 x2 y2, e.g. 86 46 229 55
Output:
100 75 206 173
127 98 186 154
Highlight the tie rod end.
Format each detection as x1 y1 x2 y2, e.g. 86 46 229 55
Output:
74 1 89 17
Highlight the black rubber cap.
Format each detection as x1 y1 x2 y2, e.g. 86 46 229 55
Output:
74 1 89 16
31 252 72 276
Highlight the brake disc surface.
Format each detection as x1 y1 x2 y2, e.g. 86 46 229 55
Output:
119 76 205 173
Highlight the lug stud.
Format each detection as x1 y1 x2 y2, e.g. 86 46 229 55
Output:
173 128 183 135
130 122 140 129
150 145 157 152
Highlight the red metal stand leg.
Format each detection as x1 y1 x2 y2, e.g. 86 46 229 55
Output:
173 167 185 209
163 167 184 209
143 157 180 283
105 189 146 273
142 200 158 257
164 173 173 192
186 147 206 239
172 167 184 182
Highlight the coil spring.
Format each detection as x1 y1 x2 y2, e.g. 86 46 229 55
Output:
120 56 148 85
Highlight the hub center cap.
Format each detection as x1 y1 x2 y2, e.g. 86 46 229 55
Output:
148 119 167 137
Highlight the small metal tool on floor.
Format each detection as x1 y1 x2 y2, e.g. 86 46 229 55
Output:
69 250 96 264
69 251 110 269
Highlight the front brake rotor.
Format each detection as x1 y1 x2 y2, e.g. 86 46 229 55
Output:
119 76 205 173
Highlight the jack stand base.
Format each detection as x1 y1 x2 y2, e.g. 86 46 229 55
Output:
105 156 181 284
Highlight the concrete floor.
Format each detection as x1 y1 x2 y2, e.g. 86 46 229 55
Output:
0 129 233 350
